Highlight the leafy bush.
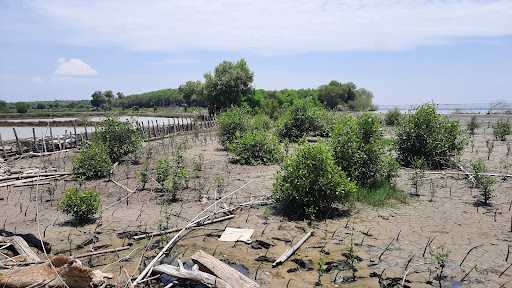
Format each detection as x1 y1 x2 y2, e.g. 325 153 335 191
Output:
277 100 324 141
228 130 283 165
470 160 495 206
272 143 357 218
156 159 171 186
59 187 101 223
217 106 252 148
350 182 406 207
330 113 398 187
493 118 511 141
15 102 30 114
95 116 143 162
396 104 466 169
467 115 480 136
155 147 188 201
384 108 401 126
72 141 112 180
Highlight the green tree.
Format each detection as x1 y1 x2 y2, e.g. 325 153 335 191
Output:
0 100 8 112
59 187 101 223
116 92 125 99
204 59 254 111
15 102 30 113
350 88 376 111
95 116 142 162
317 81 356 109
178 80 204 105
103 90 114 110
91 91 106 109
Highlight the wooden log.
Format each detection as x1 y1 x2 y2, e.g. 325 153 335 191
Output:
191 250 259 288
0 175 66 188
0 172 71 182
154 262 232 288
13 128 21 154
75 246 130 258
132 215 235 240
0 236 40 262
272 230 313 267
73 121 78 147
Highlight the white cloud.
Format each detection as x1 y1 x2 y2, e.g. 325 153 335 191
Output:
55 58 98 76
31 0 512 53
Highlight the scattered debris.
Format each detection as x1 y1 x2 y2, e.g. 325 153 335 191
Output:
272 230 313 267
219 227 254 242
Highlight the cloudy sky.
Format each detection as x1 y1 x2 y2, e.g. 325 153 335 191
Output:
1 0 511 104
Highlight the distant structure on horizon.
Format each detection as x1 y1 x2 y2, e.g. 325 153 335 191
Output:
377 102 512 114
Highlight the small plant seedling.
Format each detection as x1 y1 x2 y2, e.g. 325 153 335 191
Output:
430 245 449 287
467 115 480 136
470 160 496 206
409 158 426 196
494 118 511 141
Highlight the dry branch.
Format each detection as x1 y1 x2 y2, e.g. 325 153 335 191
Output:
153 261 232 288
0 236 40 262
133 215 235 240
272 230 313 267
191 250 259 288
75 246 131 259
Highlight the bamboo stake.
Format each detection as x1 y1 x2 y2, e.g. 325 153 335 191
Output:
272 230 313 267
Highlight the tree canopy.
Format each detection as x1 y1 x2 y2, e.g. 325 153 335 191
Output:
204 59 254 110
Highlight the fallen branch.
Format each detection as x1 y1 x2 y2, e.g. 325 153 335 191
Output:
0 172 70 182
133 215 235 240
191 250 259 288
0 236 40 262
0 175 64 188
272 230 313 267
75 246 131 259
154 261 232 288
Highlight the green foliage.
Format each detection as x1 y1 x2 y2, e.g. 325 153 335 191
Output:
139 159 150 190
467 115 480 136
95 116 143 162
318 81 357 109
409 158 426 195
272 143 357 218
330 113 397 187
384 108 401 126
396 104 466 169
204 59 254 110
91 91 106 109
277 100 324 142
470 160 495 206
72 141 112 180
349 88 376 111
15 102 30 113
0 100 8 112
350 181 406 207
217 106 252 148
493 118 511 141
156 159 171 186
59 187 101 223
115 88 184 109
178 80 205 106
228 130 283 165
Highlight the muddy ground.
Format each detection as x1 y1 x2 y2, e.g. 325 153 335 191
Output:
1 114 511 287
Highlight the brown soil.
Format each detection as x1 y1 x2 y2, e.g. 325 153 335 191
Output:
1 114 511 287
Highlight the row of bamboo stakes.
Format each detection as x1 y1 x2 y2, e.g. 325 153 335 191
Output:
0 116 216 158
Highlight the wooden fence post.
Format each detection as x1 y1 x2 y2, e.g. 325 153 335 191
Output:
12 128 21 154
0 133 6 159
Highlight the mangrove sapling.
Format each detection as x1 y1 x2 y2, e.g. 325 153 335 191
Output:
409 158 426 196
138 158 150 190
467 115 479 137
486 140 494 160
494 118 511 141
470 160 496 206
507 142 511 157
430 245 449 287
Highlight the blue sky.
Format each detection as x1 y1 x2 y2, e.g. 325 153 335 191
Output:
1 0 511 105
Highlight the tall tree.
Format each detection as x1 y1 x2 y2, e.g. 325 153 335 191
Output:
103 90 114 110
178 80 204 105
204 59 254 112
91 90 106 109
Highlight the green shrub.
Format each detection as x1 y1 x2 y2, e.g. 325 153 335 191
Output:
15 102 30 114
272 143 357 218
217 106 252 148
470 160 495 206
156 159 171 186
59 187 101 223
350 181 406 207
384 108 401 126
95 116 143 162
330 113 397 187
228 130 283 165
396 104 466 169
493 118 511 141
72 141 112 180
467 115 480 136
277 100 324 141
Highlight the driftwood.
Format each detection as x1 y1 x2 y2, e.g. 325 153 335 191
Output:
133 215 235 240
0 236 40 262
0 172 70 182
272 230 313 267
0 230 51 253
0 256 112 288
0 175 65 188
191 250 259 288
133 180 255 285
153 261 232 288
